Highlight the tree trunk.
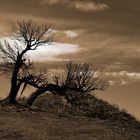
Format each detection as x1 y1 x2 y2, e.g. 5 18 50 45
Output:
6 89 18 104
4 49 28 104
26 84 62 106
26 89 44 106
6 82 23 104
4 64 22 104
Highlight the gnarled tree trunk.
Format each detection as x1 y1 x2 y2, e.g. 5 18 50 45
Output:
26 89 46 106
26 84 62 106
0 20 52 104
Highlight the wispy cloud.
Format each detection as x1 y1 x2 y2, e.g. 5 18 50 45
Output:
40 0 109 12
69 1 109 12
101 71 140 86
0 37 79 61
94 70 140 87
105 71 140 80
40 0 66 5
64 30 78 38
47 28 80 39
28 42 79 61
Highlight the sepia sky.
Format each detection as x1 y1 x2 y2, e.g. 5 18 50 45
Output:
0 0 140 117
0 0 140 72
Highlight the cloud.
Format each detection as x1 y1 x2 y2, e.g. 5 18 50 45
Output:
105 71 140 80
47 28 79 39
102 71 140 86
64 30 78 38
40 0 67 5
94 70 140 87
40 0 109 12
69 1 109 12
27 42 79 61
0 37 79 61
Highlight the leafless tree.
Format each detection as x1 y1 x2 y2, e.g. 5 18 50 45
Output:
60 62 108 92
0 20 52 104
0 20 108 106
26 62 108 106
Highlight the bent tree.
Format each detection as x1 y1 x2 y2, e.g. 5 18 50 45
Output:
26 62 108 106
0 20 52 104
0 20 108 106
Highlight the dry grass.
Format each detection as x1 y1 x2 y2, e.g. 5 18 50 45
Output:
0 109 139 140
4 94 137 140
0 93 140 140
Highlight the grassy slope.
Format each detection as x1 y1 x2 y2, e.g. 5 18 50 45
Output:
0 93 140 140
0 109 139 140
0 110 108 140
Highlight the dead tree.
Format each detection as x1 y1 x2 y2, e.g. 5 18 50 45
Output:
61 62 108 92
26 84 61 106
26 62 108 106
0 20 52 104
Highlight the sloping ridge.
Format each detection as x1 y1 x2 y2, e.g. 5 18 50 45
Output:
64 91 140 130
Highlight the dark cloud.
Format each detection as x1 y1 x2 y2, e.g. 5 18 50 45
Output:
40 0 109 12
0 0 140 73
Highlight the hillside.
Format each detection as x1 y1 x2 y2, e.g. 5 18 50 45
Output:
0 93 140 140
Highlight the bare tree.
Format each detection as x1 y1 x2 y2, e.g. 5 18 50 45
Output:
0 20 108 106
0 20 52 104
60 62 108 92
26 62 108 106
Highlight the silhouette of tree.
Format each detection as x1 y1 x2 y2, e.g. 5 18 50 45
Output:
26 62 108 106
0 21 108 106
0 20 52 104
